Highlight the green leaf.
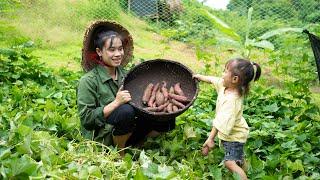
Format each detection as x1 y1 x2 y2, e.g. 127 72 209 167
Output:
53 92 62 99
287 159 304 172
79 167 89 178
245 7 253 43
16 124 32 137
88 165 102 178
266 154 280 168
184 126 197 139
258 28 303 40
250 40 275 51
261 175 281 180
124 153 133 169
233 172 241 180
139 151 152 169
302 142 312 152
198 9 240 41
274 132 286 139
35 98 46 104
208 166 222 179
4 155 39 177
134 168 148 180
143 163 158 178
263 103 279 112
250 155 264 172
157 164 175 179
0 48 17 56
0 148 11 160
16 134 32 155
296 134 307 142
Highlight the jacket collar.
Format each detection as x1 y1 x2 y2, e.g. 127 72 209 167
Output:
96 65 125 83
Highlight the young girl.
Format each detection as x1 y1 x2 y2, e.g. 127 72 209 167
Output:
193 58 261 179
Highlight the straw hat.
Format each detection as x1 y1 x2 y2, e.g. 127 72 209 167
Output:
82 20 134 72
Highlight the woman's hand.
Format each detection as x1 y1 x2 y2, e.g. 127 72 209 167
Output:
115 86 132 106
115 90 131 105
102 86 131 118
202 137 215 156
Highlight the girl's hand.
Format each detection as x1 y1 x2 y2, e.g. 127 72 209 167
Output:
202 138 215 156
192 74 202 80
115 86 132 105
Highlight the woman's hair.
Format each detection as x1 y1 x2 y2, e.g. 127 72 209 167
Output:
94 30 123 50
227 58 261 96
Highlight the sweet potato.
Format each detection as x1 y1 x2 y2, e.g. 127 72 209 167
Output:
144 102 169 112
169 86 174 94
147 83 159 107
161 81 168 101
168 93 190 103
174 83 185 96
172 105 179 112
152 101 157 108
152 83 160 96
144 107 158 112
171 99 185 109
157 101 169 112
156 89 165 106
142 83 154 105
147 93 156 107
167 103 173 113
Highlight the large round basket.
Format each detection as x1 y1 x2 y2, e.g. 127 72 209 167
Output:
122 59 199 121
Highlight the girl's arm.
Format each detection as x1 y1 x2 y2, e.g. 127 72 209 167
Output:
202 127 218 156
193 74 216 83
207 126 218 140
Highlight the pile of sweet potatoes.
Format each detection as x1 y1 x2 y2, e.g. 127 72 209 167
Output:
142 81 190 113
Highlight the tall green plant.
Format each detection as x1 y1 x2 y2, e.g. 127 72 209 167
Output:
244 8 303 57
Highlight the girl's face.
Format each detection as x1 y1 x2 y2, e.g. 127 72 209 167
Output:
97 37 124 67
222 62 239 88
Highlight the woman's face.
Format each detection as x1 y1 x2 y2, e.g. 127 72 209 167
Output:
98 37 124 67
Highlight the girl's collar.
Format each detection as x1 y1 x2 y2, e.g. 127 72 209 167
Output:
223 86 241 98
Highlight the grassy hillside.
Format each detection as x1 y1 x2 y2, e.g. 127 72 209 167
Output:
1 0 205 72
0 0 272 74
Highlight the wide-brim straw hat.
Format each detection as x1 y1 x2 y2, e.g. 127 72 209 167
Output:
82 20 134 72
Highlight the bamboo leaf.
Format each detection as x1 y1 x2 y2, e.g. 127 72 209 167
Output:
251 40 275 50
258 28 303 40
245 7 253 43
198 9 240 41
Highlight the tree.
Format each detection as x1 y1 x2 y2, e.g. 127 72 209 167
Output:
227 0 320 23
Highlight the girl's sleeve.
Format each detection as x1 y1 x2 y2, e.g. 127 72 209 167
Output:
208 76 223 92
212 99 239 136
77 76 106 130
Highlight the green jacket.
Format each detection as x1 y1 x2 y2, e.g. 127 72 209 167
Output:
77 65 127 145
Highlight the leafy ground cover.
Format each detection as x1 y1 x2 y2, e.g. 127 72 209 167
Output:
1 44 319 179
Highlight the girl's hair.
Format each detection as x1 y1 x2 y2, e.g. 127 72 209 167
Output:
227 58 261 96
94 30 123 50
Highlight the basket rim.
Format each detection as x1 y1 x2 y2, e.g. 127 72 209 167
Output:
121 59 199 117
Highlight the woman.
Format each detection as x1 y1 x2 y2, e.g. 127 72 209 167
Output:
77 21 175 156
